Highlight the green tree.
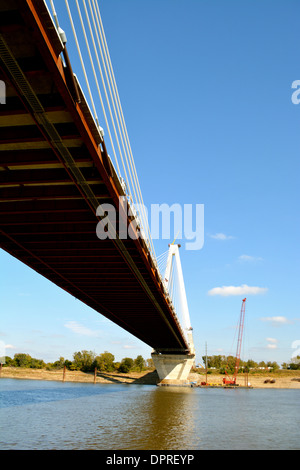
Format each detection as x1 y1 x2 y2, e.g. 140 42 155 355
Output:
13 353 32 368
52 357 67 369
119 357 134 373
246 359 257 369
3 356 13 366
30 358 45 369
134 355 145 372
146 358 154 368
202 355 227 370
65 359 72 369
221 356 237 374
289 356 300 370
93 351 115 372
72 350 95 371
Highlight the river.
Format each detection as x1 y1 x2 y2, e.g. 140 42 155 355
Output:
0 378 299 450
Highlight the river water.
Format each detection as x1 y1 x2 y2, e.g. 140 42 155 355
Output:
0 378 299 450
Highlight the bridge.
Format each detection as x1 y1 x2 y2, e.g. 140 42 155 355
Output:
0 0 195 384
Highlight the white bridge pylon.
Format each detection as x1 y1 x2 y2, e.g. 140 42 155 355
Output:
163 243 195 354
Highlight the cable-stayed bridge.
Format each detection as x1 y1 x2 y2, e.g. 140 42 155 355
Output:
0 0 195 383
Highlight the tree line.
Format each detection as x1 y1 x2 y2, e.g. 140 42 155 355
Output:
2 351 154 373
201 355 300 372
3 352 299 373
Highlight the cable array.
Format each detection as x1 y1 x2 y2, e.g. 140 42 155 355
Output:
47 0 156 260
156 250 169 278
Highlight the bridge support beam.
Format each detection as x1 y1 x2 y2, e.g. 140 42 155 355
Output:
151 351 195 386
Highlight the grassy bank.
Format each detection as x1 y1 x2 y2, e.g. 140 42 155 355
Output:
0 366 160 385
1 367 300 388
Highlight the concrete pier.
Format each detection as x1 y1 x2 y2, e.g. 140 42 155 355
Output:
151 351 195 386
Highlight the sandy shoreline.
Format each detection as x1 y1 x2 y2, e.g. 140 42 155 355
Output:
1 367 300 389
188 373 300 389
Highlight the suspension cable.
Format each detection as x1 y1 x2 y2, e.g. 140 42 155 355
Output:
92 0 156 257
78 0 133 197
52 0 156 260
65 0 121 177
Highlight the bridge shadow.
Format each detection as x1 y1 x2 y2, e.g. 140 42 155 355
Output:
96 370 159 385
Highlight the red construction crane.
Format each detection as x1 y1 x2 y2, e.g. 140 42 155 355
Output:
223 298 247 386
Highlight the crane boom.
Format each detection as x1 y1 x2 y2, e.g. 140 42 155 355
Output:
234 298 246 377
223 298 247 385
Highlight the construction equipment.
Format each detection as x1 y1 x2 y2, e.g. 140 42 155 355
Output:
223 298 246 386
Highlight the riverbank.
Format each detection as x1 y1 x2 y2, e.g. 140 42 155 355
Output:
188 372 300 389
1 367 300 388
0 367 159 385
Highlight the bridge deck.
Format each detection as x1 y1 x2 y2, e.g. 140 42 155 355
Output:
0 0 189 354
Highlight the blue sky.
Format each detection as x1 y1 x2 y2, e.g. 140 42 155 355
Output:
1 0 300 366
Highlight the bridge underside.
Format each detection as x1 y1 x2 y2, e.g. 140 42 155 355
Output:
0 0 190 355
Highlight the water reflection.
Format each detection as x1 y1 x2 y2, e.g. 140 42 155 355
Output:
109 387 200 450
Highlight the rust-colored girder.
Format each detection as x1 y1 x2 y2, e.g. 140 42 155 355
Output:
0 0 189 354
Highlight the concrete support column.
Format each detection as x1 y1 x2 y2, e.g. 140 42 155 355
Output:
151 351 195 386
